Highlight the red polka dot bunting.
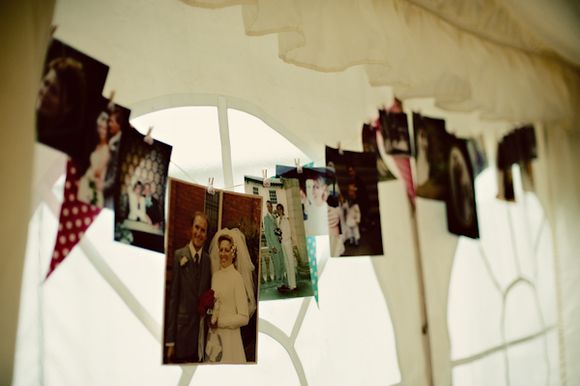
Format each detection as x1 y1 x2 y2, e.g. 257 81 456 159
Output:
46 160 101 279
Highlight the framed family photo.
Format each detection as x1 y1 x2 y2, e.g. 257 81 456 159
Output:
163 179 261 365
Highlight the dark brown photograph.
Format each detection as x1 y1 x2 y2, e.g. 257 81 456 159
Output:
413 113 452 200
446 137 480 239
36 38 109 161
325 146 384 257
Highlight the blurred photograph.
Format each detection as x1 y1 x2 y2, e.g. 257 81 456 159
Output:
325 146 383 257
114 127 172 252
446 138 480 239
413 113 452 200
76 99 131 209
244 176 315 301
379 103 411 156
361 122 397 181
36 38 109 161
275 165 338 237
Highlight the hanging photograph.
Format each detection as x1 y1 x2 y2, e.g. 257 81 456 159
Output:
362 123 397 181
163 179 261 365
75 98 131 209
113 127 172 252
325 146 384 257
515 125 537 192
413 113 452 200
244 176 315 301
446 137 480 239
36 38 109 160
466 135 488 177
379 106 411 156
496 135 517 202
275 165 338 237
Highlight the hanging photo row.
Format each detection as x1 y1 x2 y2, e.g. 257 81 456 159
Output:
35 37 539 364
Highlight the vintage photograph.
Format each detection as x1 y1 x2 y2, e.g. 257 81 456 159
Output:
413 113 452 200
113 127 172 252
244 176 315 301
325 146 384 257
75 98 131 209
163 179 261 365
466 135 488 177
36 38 109 161
379 100 412 156
446 137 480 239
275 165 338 237
361 122 397 181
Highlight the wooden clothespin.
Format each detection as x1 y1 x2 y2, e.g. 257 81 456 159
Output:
294 158 303 174
107 90 116 110
207 177 215 195
337 141 344 155
144 126 154 145
262 169 271 188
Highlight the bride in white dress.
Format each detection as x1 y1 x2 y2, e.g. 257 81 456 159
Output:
206 228 256 363
77 111 110 207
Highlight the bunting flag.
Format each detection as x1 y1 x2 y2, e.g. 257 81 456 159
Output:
306 236 319 305
393 156 416 205
46 160 101 279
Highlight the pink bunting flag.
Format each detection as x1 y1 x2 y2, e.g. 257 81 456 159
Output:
393 155 416 206
46 160 101 279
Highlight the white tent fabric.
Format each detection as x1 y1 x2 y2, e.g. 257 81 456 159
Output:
184 0 580 123
1 1 580 385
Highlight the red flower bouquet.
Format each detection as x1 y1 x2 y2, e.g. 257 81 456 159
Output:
198 289 215 316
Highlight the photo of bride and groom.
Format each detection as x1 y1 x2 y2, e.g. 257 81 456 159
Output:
163 179 261 364
244 176 315 301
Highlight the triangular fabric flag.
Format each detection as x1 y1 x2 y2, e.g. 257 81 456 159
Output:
393 156 416 205
46 160 101 279
306 236 319 306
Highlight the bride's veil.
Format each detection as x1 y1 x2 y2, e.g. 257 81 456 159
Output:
209 227 256 317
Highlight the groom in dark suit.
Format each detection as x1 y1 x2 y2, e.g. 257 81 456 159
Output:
165 211 212 363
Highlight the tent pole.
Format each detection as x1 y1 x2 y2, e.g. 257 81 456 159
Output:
409 203 435 386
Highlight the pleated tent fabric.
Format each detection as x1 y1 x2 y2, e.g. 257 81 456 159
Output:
184 0 580 123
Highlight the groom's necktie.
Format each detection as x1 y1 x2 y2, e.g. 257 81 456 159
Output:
194 253 200 264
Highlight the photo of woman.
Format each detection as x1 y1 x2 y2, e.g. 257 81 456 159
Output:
36 38 109 161
77 109 111 207
446 138 480 239
206 229 255 363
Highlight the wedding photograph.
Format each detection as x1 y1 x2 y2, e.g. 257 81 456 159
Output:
446 137 480 239
113 127 172 252
163 179 261 365
36 38 109 161
412 113 452 201
244 176 315 301
325 146 384 257
75 99 131 209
